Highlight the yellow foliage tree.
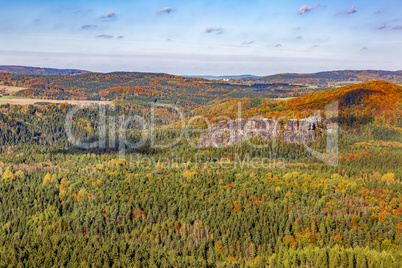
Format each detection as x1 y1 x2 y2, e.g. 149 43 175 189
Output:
275 186 281 192
1 170 15 182
14 170 25 180
43 173 52 186
183 170 193 179
381 173 395 183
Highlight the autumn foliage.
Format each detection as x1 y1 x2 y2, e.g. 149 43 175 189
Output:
250 81 402 126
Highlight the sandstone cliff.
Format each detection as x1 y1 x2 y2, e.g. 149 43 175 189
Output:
200 115 323 147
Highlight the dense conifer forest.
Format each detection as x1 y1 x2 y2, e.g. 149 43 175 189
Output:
0 79 401 267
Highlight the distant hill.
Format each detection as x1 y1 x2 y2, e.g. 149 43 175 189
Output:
1 67 402 118
0 66 90 75
0 72 310 109
258 70 402 86
249 80 402 126
195 81 402 127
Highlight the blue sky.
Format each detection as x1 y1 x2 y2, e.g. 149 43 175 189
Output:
1 0 402 75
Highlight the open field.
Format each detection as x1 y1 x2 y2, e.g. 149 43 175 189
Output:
0 85 27 92
291 83 320 89
0 86 111 105
272 97 294 101
0 96 26 100
0 97 112 105
333 80 363 86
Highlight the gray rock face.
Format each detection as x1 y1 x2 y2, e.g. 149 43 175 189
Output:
282 116 323 143
200 115 323 147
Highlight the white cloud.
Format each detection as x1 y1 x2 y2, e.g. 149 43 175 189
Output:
96 34 113 39
205 27 223 34
376 24 387 30
346 6 357 15
82 24 97 29
156 7 176 14
298 3 320 14
100 12 116 20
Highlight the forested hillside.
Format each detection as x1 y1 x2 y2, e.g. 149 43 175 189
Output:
249 81 402 125
0 123 401 267
0 72 314 110
2 69 401 112
193 81 402 131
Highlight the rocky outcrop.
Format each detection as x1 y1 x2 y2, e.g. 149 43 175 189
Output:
282 116 323 143
200 118 280 147
200 115 323 147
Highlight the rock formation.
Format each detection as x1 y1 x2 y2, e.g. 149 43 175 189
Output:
200 115 323 147
282 116 323 143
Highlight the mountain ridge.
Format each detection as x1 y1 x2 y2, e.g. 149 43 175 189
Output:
0 65 90 76
258 70 402 86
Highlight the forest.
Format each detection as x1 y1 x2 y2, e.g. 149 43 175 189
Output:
0 79 401 267
0 71 327 110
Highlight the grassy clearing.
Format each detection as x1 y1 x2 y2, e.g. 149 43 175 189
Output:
0 96 26 100
333 81 363 86
291 83 320 89
0 85 27 92
272 97 294 101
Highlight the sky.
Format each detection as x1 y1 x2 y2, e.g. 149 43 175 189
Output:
1 0 402 75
